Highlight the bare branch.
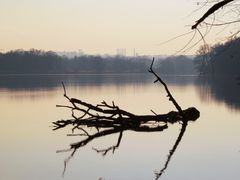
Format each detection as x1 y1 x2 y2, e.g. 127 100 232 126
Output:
203 19 240 26
192 0 235 29
148 58 183 114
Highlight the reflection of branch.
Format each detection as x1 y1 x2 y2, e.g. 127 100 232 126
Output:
58 125 169 176
155 121 188 179
92 131 123 156
58 127 123 176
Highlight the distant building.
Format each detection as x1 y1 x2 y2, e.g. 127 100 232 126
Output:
56 50 85 58
116 48 126 56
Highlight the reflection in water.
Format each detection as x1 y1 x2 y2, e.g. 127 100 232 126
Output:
0 74 198 91
155 121 188 179
0 74 152 100
0 74 198 102
3 74 239 111
0 74 240 180
55 118 195 179
0 74 152 90
197 76 240 110
1 74 240 180
58 126 169 176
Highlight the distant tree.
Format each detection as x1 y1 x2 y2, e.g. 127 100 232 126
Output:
194 37 240 76
156 56 197 75
194 44 213 74
0 50 154 74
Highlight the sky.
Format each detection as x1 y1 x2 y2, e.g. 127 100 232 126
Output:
0 0 232 56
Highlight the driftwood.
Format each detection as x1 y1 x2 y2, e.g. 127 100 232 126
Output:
53 58 200 178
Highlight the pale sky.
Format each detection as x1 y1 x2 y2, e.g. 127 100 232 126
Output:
0 0 230 55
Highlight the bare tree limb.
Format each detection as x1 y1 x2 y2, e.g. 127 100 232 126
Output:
192 0 235 29
149 58 183 114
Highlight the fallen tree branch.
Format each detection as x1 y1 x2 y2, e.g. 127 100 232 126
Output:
53 58 200 177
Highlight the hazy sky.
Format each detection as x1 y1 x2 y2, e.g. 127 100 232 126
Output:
0 0 229 55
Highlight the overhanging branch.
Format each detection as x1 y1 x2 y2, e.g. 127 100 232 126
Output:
192 0 235 29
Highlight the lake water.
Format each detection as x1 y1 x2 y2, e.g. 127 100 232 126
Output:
0 74 240 180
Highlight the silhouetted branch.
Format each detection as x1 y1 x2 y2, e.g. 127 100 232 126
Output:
149 58 183 114
192 0 235 29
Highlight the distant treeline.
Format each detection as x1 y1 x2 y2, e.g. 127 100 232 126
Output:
1 37 240 75
0 49 197 74
194 37 240 76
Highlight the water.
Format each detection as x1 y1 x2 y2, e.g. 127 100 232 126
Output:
0 74 240 180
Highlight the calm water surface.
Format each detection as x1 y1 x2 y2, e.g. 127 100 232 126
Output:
0 74 240 180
